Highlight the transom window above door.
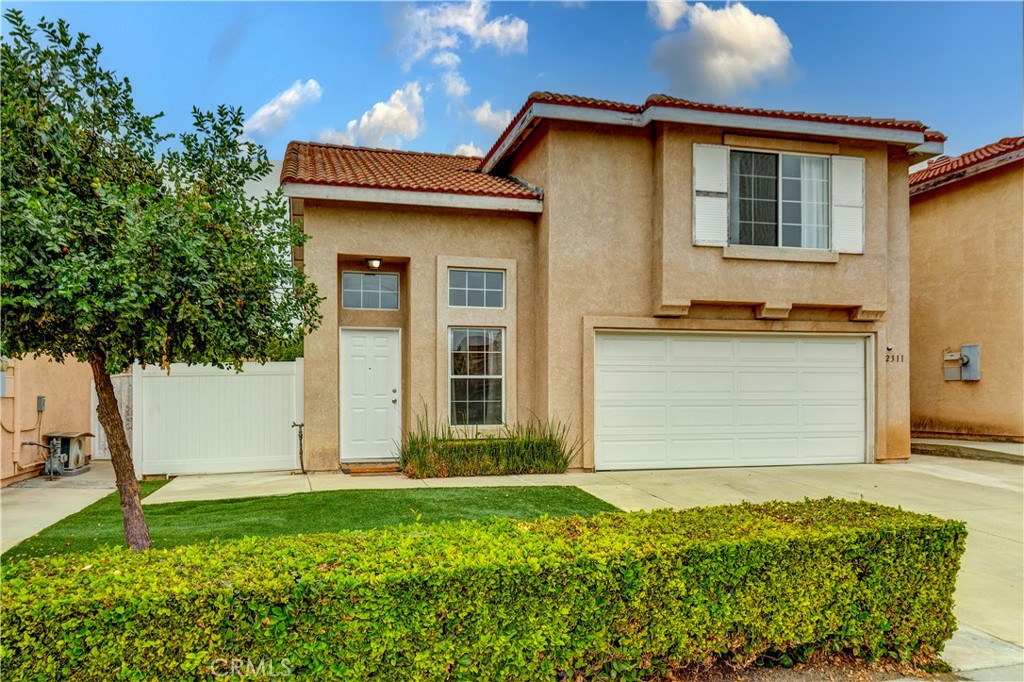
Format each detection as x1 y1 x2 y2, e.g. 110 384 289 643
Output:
729 150 830 249
449 269 504 308
342 272 399 310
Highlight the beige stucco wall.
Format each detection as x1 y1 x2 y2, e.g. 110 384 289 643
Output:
1 355 93 486
301 119 917 469
508 121 909 466
909 163 1024 440
652 125 892 317
301 203 537 471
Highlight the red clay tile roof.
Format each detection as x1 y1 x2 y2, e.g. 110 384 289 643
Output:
284 93 946 195
909 136 1024 187
529 92 641 113
483 91 946 169
281 142 540 199
645 94 938 136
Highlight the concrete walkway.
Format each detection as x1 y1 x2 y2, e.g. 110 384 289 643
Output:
1 461 116 553
912 438 1023 465
144 455 1023 677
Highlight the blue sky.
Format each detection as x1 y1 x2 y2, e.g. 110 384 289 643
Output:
6 2 1022 160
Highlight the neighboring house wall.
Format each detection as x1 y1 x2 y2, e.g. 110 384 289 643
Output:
909 162 1024 441
1 355 93 486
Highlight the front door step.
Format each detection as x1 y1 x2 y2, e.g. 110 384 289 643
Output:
342 462 403 476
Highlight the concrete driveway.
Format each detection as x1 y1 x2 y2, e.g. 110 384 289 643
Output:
143 454 1023 677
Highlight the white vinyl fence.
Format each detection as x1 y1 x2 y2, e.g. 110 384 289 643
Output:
90 373 132 461
92 361 303 476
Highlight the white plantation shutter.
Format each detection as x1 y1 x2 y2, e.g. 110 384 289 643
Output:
692 144 729 246
831 156 865 253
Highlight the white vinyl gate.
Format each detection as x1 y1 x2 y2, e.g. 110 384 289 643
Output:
90 373 132 460
93 361 303 476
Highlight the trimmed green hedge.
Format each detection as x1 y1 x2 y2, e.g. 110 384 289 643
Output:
400 417 578 478
1 499 965 681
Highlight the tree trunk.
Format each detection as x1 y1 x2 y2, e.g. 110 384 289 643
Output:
88 351 151 550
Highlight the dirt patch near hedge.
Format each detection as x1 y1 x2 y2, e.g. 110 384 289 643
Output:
659 653 957 682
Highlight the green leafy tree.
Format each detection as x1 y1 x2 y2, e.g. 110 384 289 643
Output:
1 10 322 549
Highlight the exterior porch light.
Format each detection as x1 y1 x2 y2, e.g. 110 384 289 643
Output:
365 258 382 270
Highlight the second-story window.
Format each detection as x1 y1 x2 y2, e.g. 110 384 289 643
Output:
729 151 830 249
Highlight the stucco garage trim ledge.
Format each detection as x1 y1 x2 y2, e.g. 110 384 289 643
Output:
281 182 544 214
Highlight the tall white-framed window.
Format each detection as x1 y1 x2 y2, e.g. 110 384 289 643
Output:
342 272 399 310
728 150 830 249
449 269 504 308
448 327 503 426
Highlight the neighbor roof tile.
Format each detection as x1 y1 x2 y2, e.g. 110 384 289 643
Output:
909 136 1024 187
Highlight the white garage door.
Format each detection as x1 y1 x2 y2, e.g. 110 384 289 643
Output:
594 333 867 470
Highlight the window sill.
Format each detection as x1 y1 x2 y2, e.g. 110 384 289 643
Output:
722 245 839 263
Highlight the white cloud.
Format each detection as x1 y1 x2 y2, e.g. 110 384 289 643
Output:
442 71 470 99
318 128 356 146
470 101 512 134
453 142 484 157
394 1 527 112
398 0 528 68
651 2 793 99
319 82 424 149
432 51 461 69
243 79 322 136
648 0 688 31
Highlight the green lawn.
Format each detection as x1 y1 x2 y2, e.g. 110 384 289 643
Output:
3 483 616 563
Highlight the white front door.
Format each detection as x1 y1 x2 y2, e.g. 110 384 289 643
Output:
339 328 402 461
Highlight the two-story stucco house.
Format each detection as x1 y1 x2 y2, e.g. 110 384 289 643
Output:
281 92 945 472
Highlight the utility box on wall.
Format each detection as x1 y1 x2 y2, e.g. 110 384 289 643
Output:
942 344 981 382
960 344 980 381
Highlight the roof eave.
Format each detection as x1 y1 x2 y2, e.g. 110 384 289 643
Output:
483 101 938 173
643 105 926 144
908 140 945 166
281 182 543 214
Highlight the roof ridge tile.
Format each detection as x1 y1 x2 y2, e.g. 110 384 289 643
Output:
296 140 475 161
